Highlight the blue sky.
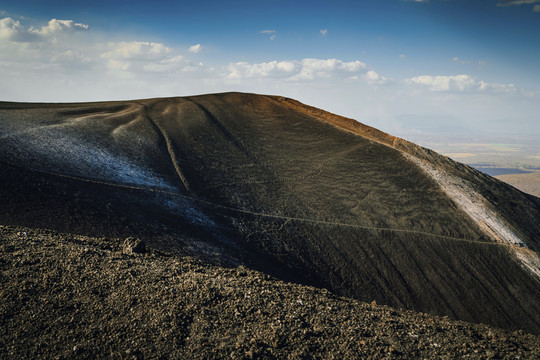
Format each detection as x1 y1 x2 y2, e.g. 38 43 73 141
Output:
1 0 539 138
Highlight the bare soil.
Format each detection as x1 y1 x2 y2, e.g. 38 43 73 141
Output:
1 225 539 360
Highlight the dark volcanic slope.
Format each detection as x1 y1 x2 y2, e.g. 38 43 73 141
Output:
1 93 539 333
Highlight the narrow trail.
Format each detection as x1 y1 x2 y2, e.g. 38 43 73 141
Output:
1 158 527 252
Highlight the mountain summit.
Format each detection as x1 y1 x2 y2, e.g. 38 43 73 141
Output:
1 92 539 333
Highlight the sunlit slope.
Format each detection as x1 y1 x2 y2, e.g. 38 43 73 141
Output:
1 92 539 333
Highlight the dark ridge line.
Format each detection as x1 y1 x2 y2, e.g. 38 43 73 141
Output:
0 158 521 250
184 97 261 166
56 103 135 118
136 102 191 192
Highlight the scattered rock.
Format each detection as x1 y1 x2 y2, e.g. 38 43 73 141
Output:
1 225 539 359
122 237 146 255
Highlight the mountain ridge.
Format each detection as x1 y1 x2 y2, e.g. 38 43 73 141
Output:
1 92 539 334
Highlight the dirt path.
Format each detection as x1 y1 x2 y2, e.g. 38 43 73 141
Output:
0 158 526 252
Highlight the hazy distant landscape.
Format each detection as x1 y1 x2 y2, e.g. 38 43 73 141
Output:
401 133 540 197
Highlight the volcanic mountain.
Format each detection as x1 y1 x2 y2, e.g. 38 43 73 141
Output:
1 92 539 336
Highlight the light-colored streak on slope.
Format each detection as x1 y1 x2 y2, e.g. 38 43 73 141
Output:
0 108 176 192
405 154 540 280
264 96 540 279
516 248 540 279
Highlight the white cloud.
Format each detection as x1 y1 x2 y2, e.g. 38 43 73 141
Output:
106 59 130 71
1 17 206 78
227 58 370 82
363 70 390 85
292 58 367 80
189 44 202 53
407 74 517 93
477 81 518 93
450 57 474 65
163 55 185 64
181 62 205 72
320 29 328 36
143 55 196 72
50 50 93 67
497 0 540 6
0 17 23 39
100 42 205 74
0 17 89 42
451 57 488 67
260 29 276 40
101 41 171 61
0 17 35 41
407 74 476 91
400 54 406 59
497 0 540 10
227 60 296 79
36 19 89 35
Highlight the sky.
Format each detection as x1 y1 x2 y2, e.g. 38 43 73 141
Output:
1 0 539 138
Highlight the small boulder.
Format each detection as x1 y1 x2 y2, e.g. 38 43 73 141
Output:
122 237 147 255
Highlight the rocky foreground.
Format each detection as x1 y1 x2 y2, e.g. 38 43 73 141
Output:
1 225 538 359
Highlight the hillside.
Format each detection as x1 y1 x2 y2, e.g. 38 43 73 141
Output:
1 92 539 337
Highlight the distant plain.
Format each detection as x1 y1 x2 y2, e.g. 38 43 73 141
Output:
401 134 540 197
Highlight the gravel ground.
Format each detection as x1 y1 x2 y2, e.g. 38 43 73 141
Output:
1 225 539 359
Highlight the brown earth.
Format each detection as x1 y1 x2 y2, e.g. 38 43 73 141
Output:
1 225 539 360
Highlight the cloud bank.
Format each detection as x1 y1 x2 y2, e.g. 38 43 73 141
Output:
0 17 88 42
0 16 531 101
38 19 89 35
260 30 276 40
0 15 537 139
102 41 171 61
497 0 540 6
227 58 369 81
407 74 517 93
189 44 202 53
497 0 540 10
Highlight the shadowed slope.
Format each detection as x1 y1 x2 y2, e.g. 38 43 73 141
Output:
1 93 539 333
